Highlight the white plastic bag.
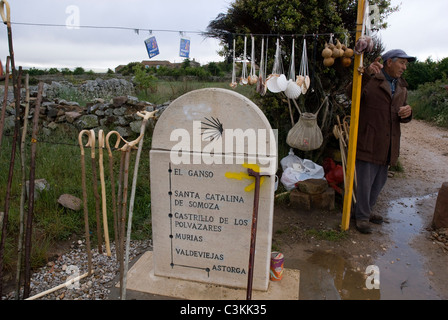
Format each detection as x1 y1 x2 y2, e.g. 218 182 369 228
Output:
280 148 304 171
280 149 325 190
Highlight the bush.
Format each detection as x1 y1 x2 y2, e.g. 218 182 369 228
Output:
408 79 448 127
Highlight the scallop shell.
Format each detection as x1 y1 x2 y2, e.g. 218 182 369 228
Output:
304 75 310 89
276 74 289 91
239 77 248 85
230 82 237 89
284 80 302 99
248 75 258 85
296 75 305 86
266 74 282 93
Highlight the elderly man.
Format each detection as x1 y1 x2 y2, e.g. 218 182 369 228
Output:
352 49 416 234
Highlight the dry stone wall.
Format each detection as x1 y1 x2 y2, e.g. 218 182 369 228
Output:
1 78 168 138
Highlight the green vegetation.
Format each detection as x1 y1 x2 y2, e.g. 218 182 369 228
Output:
408 79 448 127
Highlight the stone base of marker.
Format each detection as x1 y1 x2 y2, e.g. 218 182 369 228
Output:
118 251 300 300
290 179 335 211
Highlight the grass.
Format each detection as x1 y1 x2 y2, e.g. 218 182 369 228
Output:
0 129 152 271
136 79 257 104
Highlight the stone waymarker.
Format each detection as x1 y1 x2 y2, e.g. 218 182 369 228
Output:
150 88 277 291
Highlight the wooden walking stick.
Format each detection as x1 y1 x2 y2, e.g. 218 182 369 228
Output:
118 142 132 299
87 130 103 254
246 168 269 300
15 73 30 299
122 110 156 300
23 81 43 299
78 130 93 276
0 56 11 150
98 130 111 257
105 131 122 260
0 67 22 299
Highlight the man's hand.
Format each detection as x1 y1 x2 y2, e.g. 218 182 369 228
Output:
398 105 412 119
367 57 383 75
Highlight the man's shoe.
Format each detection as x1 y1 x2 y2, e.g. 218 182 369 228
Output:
356 220 372 234
369 215 383 224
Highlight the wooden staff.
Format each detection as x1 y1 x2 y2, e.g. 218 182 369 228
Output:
15 73 30 299
246 168 269 300
0 67 22 299
122 110 156 300
0 56 11 150
78 130 93 276
23 81 43 299
87 130 103 254
98 130 111 257
105 131 122 260
118 143 132 299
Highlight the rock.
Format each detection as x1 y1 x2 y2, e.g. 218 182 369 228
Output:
57 194 82 211
115 126 133 138
310 188 335 210
289 189 311 211
26 178 50 199
296 179 328 194
75 114 99 129
289 187 335 211
130 120 143 133
65 111 82 123
112 96 128 107
432 182 448 229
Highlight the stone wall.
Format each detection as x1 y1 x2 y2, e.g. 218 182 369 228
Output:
1 80 168 138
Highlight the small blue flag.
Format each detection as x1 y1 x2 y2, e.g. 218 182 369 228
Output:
179 38 190 58
144 36 160 59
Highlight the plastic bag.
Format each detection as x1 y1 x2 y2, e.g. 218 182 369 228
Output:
280 149 325 190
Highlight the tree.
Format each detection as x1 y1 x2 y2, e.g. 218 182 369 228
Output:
205 0 398 161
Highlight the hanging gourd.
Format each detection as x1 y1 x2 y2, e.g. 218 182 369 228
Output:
284 38 302 100
322 34 335 67
286 96 328 151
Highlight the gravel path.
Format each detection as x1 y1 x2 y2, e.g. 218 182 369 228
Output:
2 240 152 300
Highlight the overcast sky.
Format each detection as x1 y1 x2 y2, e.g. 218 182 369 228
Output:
0 0 447 72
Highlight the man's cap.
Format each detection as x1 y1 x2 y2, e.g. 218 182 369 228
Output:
382 49 416 62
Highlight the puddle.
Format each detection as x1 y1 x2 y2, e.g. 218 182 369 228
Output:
292 194 441 300
373 194 440 300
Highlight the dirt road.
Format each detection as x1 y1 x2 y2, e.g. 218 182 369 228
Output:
273 119 448 300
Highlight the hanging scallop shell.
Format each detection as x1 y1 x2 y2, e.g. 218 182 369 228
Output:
266 74 281 93
301 75 311 94
229 82 237 89
248 74 258 85
284 80 302 99
239 77 248 85
296 75 305 87
276 74 289 91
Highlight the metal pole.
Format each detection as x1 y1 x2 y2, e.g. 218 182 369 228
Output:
341 0 366 231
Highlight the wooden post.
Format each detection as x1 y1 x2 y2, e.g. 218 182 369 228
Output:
341 0 366 231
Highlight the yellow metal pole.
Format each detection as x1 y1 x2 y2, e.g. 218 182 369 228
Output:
341 0 365 231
